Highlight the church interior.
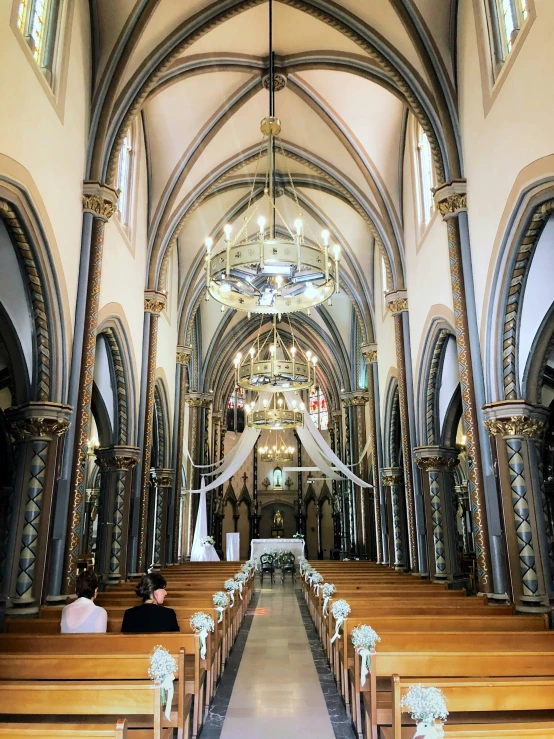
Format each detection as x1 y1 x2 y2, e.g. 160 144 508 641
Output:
2 0 554 737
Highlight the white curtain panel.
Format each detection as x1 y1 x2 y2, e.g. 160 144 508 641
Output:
190 478 220 561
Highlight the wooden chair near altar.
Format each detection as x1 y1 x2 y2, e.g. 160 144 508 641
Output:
281 552 296 584
260 554 275 585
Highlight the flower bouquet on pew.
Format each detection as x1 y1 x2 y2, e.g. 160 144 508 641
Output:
234 571 248 599
200 535 215 547
401 684 448 739
190 612 215 660
212 591 230 623
351 624 380 686
148 645 177 720
330 599 351 643
321 583 336 616
224 578 239 605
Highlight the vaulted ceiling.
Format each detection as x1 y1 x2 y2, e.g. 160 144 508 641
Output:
90 0 458 407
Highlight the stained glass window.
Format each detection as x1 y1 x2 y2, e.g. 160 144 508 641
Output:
309 385 328 431
116 133 132 226
17 0 28 30
29 0 48 61
416 124 435 227
227 386 244 410
17 0 56 65
490 0 530 63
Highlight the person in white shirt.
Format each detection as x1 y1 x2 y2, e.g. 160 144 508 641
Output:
61 570 108 633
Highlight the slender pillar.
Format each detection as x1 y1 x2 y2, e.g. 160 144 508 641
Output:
328 418 342 553
295 431 304 535
414 447 460 581
332 409 348 554
183 393 212 558
172 346 192 562
94 446 140 584
149 469 174 570
381 467 406 571
361 343 383 563
385 291 418 572
136 290 167 573
253 438 260 539
484 401 551 612
435 181 493 595
316 504 324 560
6 403 71 613
62 183 117 593
342 391 370 557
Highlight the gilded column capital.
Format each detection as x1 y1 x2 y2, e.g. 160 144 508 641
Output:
153 468 174 488
211 412 222 423
82 181 118 222
144 290 167 315
482 400 549 439
434 180 467 221
6 402 72 441
341 391 369 407
381 467 403 486
95 445 140 471
185 392 212 408
385 289 408 314
360 343 378 364
331 409 343 421
414 445 459 472
176 345 193 364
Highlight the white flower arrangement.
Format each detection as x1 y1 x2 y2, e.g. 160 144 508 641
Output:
234 571 247 600
293 532 305 539
190 612 215 660
213 591 230 623
310 571 324 595
351 624 381 687
321 583 336 616
200 535 215 547
224 578 239 606
401 685 448 739
330 599 351 643
148 645 177 720
298 557 306 573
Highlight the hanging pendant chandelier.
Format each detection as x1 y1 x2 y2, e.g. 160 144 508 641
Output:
259 433 295 462
245 394 304 430
203 0 340 316
233 316 317 392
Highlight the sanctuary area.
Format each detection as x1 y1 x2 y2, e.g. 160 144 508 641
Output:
1 0 554 737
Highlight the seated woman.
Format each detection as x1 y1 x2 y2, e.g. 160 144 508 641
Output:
121 573 179 633
61 570 108 633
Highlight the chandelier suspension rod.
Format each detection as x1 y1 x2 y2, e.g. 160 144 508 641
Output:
268 0 276 238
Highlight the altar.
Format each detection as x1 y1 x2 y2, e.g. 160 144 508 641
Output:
250 538 305 563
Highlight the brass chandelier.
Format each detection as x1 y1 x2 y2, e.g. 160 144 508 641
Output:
259 433 295 462
233 316 317 393
245 394 304 430
203 0 340 316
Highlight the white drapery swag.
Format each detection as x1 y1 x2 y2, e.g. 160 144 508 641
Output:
189 478 220 562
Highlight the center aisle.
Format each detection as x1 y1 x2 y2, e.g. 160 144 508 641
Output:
219 580 335 739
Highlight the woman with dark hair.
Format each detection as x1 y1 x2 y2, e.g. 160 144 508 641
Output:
121 573 179 633
61 571 108 633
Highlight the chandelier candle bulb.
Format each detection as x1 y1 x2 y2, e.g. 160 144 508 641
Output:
333 244 341 293
224 224 232 276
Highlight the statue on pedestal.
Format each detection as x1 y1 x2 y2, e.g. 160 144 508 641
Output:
273 509 284 529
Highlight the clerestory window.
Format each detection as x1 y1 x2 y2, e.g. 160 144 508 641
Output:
16 0 61 84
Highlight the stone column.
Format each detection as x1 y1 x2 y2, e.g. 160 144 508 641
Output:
342 392 370 557
172 346 192 563
385 290 418 572
295 431 305 536
253 438 260 540
435 181 493 595
414 447 460 581
94 446 140 584
361 343 383 563
331 409 348 554
149 469 174 570
136 290 167 573
484 401 551 612
183 393 212 557
6 402 71 613
63 183 117 593
381 467 407 571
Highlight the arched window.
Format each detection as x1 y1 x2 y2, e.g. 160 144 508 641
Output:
415 122 435 229
116 132 133 228
16 0 61 81
309 385 328 431
486 0 530 69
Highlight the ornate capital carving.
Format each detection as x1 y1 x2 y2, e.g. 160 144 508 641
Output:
176 345 193 364
385 289 408 314
360 343 378 364
482 401 549 439
144 290 167 315
341 391 369 407
434 180 467 220
185 392 212 408
82 182 118 222
6 402 72 441
414 446 460 472
331 409 343 420
95 445 140 471
211 412 222 423
153 468 174 488
381 467 403 486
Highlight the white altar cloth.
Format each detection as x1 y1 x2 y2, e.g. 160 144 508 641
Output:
250 538 305 563
226 533 240 561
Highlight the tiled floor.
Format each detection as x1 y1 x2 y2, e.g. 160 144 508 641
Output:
219 580 336 739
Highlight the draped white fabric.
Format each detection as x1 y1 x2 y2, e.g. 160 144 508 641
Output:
190 478 220 561
295 424 341 480
186 427 260 493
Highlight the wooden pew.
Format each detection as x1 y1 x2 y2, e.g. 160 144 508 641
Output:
0 681 169 739
384 675 554 739
0 722 127 739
